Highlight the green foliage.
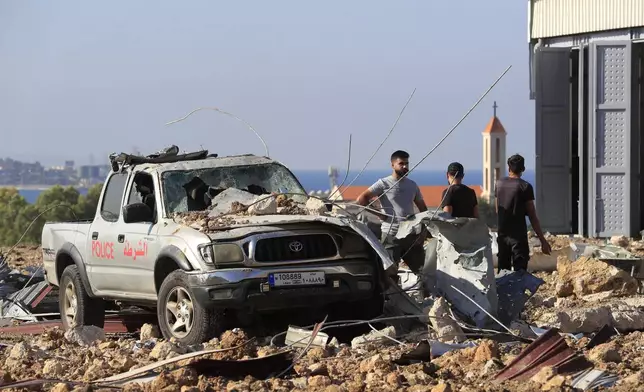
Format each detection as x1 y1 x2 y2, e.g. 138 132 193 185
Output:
0 188 31 246
75 184 102 220
478 198 497 229
0 184 103 246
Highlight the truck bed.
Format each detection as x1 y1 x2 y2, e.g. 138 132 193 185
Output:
41 221 92 287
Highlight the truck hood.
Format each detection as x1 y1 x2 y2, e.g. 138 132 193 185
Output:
178 213 395 270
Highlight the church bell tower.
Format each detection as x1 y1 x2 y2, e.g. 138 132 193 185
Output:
481 101 507 203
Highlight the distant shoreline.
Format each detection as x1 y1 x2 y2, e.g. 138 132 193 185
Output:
0 185 84 190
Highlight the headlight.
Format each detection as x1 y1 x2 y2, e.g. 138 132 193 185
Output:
199 244 245 265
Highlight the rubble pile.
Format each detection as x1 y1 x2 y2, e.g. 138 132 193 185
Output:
7 321 644 391
6 220 644 390
524 253 644 335
555 256 639 298
0 245 42 270
0 325 567 392
173 211 248 231
172 192 332 233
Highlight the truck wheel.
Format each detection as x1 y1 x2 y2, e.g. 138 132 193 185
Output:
59 265 105 330
157 270 221 345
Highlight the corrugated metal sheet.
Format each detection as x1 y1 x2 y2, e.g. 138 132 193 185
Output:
531 0 644 39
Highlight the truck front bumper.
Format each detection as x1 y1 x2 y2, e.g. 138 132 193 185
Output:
186 259 378 311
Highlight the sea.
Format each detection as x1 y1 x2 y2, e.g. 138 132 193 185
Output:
17 169 535 204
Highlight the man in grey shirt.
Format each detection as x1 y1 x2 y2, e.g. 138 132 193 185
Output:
357 150 428 274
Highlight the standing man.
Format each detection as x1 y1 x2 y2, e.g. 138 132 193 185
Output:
356 150 428 274
495 154 551 272
440 162 479 218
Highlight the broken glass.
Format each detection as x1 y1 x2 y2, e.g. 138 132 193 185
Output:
161 163 307 214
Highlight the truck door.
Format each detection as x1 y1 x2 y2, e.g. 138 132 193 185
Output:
113 171 160 297
85 171 128 292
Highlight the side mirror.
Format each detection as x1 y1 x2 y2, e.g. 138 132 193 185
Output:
123 203 154 224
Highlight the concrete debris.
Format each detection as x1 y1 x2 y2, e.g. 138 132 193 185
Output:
208 188 258 216
530 366 569 391
148 340 183 360
247 195 278 215
555 256 639 298
621 370 644 385
350 326 397 349
607 303 644 331
305 197 328 215
428 297 465 343
276 194 309 215
139 323 160 341
587 342 622 363
537 305 630 334
64 326 106 347
284 326 329 349
611 235 630 248
178 186 330 221
7 231 644 391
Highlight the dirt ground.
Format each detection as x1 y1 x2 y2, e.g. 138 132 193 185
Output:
3 241 644 391
1 244 42 270
2 325 643 392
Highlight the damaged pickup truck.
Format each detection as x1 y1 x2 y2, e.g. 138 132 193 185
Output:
41 148 393 344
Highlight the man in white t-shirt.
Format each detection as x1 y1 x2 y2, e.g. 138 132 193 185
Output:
357 150 428 274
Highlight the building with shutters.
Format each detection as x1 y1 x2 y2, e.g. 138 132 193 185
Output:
529 0 644 237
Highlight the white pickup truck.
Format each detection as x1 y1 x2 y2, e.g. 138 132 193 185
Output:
41 148 391 345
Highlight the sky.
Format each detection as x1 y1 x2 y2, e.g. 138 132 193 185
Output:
0 1 534 171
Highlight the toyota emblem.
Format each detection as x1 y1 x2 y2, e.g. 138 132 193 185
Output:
288 240 303 252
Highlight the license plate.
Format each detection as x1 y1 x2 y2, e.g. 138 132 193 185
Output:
268 272 326 287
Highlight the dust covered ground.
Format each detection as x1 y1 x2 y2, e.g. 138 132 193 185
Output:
3 241 644 391
0 327 573 392
3 325 644 392
1 245 42 270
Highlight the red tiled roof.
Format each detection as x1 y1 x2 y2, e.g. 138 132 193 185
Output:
483 116 506 134
339 184 483 208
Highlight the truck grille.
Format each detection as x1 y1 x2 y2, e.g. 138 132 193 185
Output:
254 234 338 262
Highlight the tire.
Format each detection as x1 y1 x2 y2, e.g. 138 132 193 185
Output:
157 270 222 345
59 265 105 330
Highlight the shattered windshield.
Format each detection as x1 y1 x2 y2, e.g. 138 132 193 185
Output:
161 163 307 215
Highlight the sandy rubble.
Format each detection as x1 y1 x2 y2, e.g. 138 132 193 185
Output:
173 194 325 232
0 326 558 392
5 231 644 390
1 244 42 271
4 324 644 392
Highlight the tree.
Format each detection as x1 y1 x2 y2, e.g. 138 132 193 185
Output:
478 198 497 229
76 184 103 220
0 184 104 247
35 185 81 222
0 188 31 246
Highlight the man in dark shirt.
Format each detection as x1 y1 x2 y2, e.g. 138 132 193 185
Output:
495 154 551 272
440 162 479 218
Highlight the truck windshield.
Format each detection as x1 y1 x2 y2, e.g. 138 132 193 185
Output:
161 163 307 215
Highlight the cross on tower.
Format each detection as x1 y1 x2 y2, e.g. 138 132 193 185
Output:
493 101 498 117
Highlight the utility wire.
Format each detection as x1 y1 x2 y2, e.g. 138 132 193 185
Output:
335 88 417 200
165 107 270 157
363 65 512 213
